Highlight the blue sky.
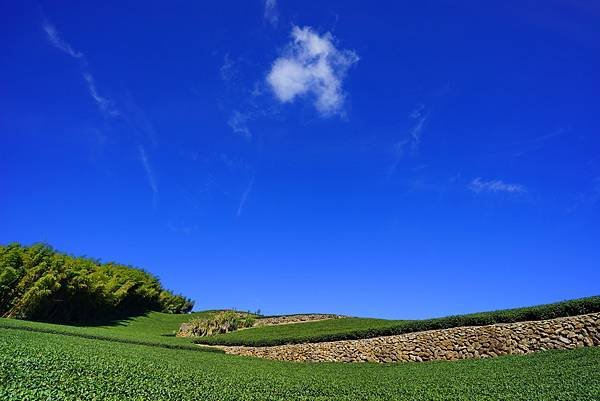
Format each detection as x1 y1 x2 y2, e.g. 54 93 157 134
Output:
1 1 599 319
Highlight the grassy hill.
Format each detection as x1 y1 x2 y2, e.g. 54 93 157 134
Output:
2 297 599 400
195 296 600 347
0 311 217 351
2 326 599 400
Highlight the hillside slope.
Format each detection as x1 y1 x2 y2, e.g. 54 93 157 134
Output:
195 296 600 346
0 311 216 351
2 328 599 400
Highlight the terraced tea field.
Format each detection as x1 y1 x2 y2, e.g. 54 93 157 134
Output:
0 311 216 351
2 297 599 400
195 296 600 346
1 327 599 401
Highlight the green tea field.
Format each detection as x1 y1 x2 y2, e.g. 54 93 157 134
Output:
2 325 599 401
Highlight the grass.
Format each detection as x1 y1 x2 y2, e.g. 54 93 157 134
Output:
198 317 404 346
0 311 219 351
196 296 600 346
1 327 599 400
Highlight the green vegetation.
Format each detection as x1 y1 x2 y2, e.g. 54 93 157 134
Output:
181 310 257 337
1 243 597 400
2 327 599 400
0 243 193 323
0 311 219 351
196 296 600 346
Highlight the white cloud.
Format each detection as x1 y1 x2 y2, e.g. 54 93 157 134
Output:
82 73 119 117
469 178 526 194
387 139 410 177
43 20 119 118
237 174 255 217
42 22 83 59
387 104 429 177
409 104 428 151
167 221 198 235
138 145 158 207
266 26 359 115
228 111 252 139
264 0 278 28
569 177 600 212
220 53 236 81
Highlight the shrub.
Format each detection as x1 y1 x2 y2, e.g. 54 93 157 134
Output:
179 311 256 337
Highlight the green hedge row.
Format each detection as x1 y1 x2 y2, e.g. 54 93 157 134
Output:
195 296 600 347
0 320 223 353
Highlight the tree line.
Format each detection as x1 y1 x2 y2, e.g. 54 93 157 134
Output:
0 243 193 323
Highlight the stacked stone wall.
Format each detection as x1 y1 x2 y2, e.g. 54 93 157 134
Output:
254 314 341 327
214 313 600 363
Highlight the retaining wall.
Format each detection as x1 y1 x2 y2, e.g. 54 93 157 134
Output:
215 312 600 363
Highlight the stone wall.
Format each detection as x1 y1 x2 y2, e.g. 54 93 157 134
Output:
178 313 341 338
213 312 600 363
254 314 342 327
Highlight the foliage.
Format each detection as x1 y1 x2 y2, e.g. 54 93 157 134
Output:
0 310 218 351
181 310 256 337
195 296 600 346
0 243 194 323
1 327 599 400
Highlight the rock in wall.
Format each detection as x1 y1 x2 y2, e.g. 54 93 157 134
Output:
254 314 342 327
215 313 600 363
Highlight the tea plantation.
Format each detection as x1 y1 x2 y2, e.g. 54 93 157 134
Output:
0 311 217 351
196 296 600 346
2 327 600 401
2 298 600 400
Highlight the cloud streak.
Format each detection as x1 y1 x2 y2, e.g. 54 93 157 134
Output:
44 20 159 209
82 73 119 117
43 20 118 118
266 26 359 116
42 22 83 59
409 104 428 151
264 0 279 27
469 178 526 194
138 145 159 207
237 174 255 217
220 53 236 82
569 177 600 212
228 111 252 140
387 104 430 177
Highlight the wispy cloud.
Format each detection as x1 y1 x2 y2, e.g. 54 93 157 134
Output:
517 128 565 146
569 177 600 212
409 104 428 151
469 178 526 194
266 26 359 116
513 128 567 158
220 53 236 82
264 0 279 28
82 73 119 117
44 19 160 210
138 145 158 207
228 111 252 140
43 20 119 118
387 139 410 177
387 104 430 177
167 221 198 235
42 22 83 59
237 174 255 217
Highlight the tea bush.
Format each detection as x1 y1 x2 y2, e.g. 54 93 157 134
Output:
196 296 600 346
1 327 599 400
